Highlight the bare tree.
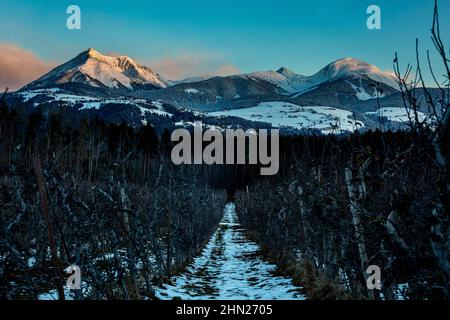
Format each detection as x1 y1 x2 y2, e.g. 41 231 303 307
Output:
393 0 449 287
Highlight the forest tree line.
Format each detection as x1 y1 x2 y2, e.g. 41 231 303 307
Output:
0 96 227 299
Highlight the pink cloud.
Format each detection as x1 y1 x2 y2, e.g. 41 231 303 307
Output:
0 44 240 90
148 53 240 80
215 64 241 77
0 43 57 91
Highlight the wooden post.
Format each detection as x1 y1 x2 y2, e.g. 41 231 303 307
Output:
34 158 65 300
121 187 140 299
345 167 374 300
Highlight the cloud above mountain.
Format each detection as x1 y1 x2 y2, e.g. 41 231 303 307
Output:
147 53 240 80
0 43 57 91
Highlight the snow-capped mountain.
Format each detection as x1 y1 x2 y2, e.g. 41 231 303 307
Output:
241 68 306 94
14 51 412 133
309 57 399 90
244 58 398 96
22 48 168 91
128 57 399 113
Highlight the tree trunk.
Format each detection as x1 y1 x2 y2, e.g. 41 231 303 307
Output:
344 167 374 300
34 158 65 301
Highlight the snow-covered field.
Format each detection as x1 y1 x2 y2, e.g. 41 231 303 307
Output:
17 89 172 118
155 203 305 300
210 102 363 134
365 107 427 123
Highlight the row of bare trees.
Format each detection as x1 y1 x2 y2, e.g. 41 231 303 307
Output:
393 0 449 288
236 130 447 299
236 1 449 300
0 102 226 299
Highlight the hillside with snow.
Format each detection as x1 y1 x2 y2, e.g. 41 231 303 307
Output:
210 101 364 134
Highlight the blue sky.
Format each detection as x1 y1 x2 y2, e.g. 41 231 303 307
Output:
1 0 449 83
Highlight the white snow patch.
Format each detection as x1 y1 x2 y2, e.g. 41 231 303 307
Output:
210 102 364 134
38 287 74 300
184 88 200 94
18 88 61 101
365 107 427 123
137 106 172 118
347 81 384 101
155 203 305 300
18 90 173 118
151 100 163 108
393 283 409 300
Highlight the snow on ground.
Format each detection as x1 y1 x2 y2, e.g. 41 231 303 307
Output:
174 120 223 131
38 287 74 300
393 283 409 300
347 80 384 101
78 98 138 110
175 120 194 127
184 88 200 94
137 106 172 117
210 102 363 134
365 107 427 123
19 90 97 105
151 100 163 108
155 203 305 300
17 89 173 117
18 88 62 101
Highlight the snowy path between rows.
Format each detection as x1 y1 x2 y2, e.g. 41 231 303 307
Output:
155 203 305 300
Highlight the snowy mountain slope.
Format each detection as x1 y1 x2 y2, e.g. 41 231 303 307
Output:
12 87 277 132
17 88 173 118
210 101 364 134
18 50 401 112
22 48 168 91
290 75 399 111
240 58 398 96
14 51 415 132
312 58 399 90
241 68 306 94
128 75 283 111
129 57 399 112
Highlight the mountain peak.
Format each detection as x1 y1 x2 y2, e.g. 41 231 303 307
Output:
82 48 135 65
317 57 398 88
82 48 106 59
86 47 98 55
276 67 297 78
22 48 167 91
323 57 385 77
334 57 366 64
